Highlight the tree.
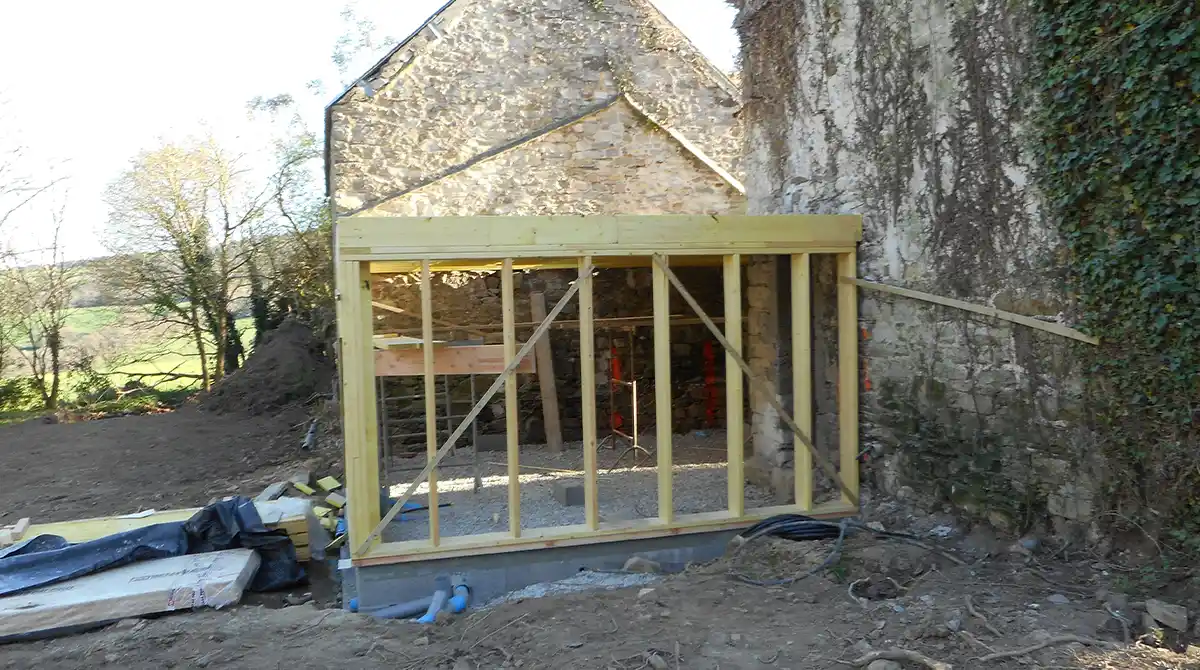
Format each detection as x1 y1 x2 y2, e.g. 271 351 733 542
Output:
4 201 77 409
102 137 283 389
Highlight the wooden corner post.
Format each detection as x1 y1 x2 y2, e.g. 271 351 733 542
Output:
652 254 673 523
723 254 744 516
337 260 381 554
836 251 859 505
530 293 564 452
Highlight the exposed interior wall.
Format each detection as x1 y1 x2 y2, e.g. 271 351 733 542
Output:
730 0 1097 535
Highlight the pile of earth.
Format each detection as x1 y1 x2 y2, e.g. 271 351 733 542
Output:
199 319 333 415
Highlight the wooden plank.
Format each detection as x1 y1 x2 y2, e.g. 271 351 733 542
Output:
375 344 535 376
792 253 813 510
502 259 520 538
530 293 564 452
336 260 381 553
338 215 863 260
356 264 591 556
421 259 439 546
837 253 860 506
0 549 259 640
652 255 673 523
24 499 315 544
650 256 859 507
11 518 30 542
844 277 1099 345
255 482 288 503
579 257 599 530
354 500 857 565
723 254 744 517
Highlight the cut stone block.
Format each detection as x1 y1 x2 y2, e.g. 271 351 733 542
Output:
552 479 584 507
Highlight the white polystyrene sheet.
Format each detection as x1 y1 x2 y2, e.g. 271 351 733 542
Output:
0 548 260 639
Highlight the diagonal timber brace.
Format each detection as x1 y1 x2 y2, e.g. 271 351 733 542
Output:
355 262 594 556
651 255 860 507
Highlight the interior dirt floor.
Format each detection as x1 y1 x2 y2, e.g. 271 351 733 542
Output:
0 406 314 525
2 532 1199 669
381 430 780 542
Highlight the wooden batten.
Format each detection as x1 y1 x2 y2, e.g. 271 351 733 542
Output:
792 253 813 510
374 344 535 377
652 255 673 524
421 259 439 546
723 254 744 517
501 260 521 538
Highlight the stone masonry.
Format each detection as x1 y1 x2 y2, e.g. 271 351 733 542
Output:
326 0 746 453
729 0 1098 537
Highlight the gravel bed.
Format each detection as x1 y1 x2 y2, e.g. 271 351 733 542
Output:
381 430 775 542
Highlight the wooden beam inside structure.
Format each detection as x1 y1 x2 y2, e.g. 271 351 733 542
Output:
502 259 520 538
530 293 564 453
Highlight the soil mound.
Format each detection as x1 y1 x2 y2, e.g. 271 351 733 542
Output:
200 319 332 415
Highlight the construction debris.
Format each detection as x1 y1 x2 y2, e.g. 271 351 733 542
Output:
325 492 347 509
0 549 260 640
316 476 341 492
255 481 289 502
293 482 317 495
0 518 30 548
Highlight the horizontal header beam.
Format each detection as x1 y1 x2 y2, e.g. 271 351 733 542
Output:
337 215 862 265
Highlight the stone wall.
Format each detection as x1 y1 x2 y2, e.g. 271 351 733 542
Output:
730 0 1097 536
329 0 742 215
371 100 742 217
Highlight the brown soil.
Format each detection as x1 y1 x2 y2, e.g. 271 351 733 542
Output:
2 535 1198 669
0 406 311 524
199 319 333 416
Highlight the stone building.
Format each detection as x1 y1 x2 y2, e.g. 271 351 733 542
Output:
325 0 745 447
728 0 1097 536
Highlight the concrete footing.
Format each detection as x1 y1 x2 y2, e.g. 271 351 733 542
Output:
343 527 739 612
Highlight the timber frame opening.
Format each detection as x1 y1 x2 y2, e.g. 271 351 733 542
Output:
335 215 863 566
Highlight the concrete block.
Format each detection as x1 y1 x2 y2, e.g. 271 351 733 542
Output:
552 479 585 507
475 433 507 452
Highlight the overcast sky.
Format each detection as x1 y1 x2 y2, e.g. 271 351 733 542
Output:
0 0 739 261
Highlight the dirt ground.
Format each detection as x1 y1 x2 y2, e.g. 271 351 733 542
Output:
2 531 1199 669
2 403 1199 668
0 406 314 525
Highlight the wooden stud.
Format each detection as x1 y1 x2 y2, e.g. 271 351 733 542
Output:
357 263 593 555
723 254 744 517
502 259 520 538
579 257 599 529
336 260 381 553
421 259 439 546
530 293 564 452
792 254 813 510
652 254 673 523
837 252 860 506
374 345 534 377
650 256 859 507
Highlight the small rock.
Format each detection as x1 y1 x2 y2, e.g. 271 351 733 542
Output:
866 521 885 532
104 654 120 664
874 620 887 631
1018 535 1041 552
730 633 742 643
850 640 874 656
414 635 430 646
920 595 935 606
946 618 962 632
658 610 671 618
928 525 954 538
1146 598 1188 632
623 556 663 574
708 632 730 646
637 588 656 599
283 593 313 607
646 653 669 670
867 661 902 670
1048 594 1071 605
453 659 474 670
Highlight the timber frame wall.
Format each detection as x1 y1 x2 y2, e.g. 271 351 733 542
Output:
336 215 863 566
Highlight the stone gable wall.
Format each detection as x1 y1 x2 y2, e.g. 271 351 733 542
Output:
330 0 742 215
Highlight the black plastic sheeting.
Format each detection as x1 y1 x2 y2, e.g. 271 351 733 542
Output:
0 496 305 598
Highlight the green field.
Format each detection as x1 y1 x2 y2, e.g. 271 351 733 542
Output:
3 304 257 406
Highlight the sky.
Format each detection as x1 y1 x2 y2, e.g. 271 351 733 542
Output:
0 0 739 261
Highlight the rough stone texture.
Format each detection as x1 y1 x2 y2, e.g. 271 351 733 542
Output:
329 0 742 215
731 0 1096 532
372 100 742 217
